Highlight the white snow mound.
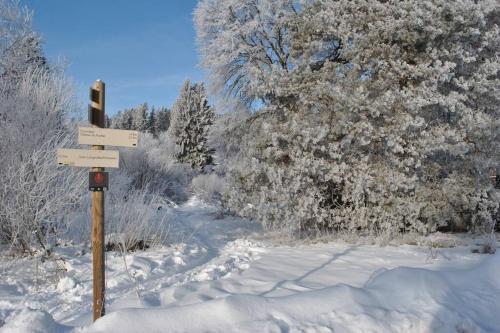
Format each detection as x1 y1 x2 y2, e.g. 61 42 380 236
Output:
57 277 78 293
75 253 500 333
0 308 71 333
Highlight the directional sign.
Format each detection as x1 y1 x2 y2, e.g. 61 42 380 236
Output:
57 148 119 168
78 127 138 147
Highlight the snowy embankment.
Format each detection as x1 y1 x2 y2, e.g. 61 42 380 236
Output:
1 199 499 332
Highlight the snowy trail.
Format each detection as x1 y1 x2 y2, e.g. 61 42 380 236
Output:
0 199 499 332
100 201 263 316
147 239 485 310
0 198 262 327
78 252 500 333
63 199 262 325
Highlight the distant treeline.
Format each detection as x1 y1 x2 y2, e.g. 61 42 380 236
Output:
106 103 171 137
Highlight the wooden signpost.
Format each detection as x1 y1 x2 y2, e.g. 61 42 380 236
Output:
57 80 138 322
89 80 106 322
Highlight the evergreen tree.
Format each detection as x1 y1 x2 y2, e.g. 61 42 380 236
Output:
110 104 171 134
132 103 148 131
104 115 111 128
156 107 171 133
147 107 157 137
110 111 123 129
125 109 133 130
168 80 215 170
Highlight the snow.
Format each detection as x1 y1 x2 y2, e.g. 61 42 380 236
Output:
82 252 500 333
1 309 68 333
56 277 79 293
0 200 499 332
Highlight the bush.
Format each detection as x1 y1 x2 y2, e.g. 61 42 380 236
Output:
191 173 226 217
0 132 86 254
119 132 195 203
106 188 169 252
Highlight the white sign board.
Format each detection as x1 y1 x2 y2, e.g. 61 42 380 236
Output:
57 149 119 168
78 127 138 147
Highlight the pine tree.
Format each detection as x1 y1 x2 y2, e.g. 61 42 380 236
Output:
104 115 111 128
168 80 215 170
156 107 171 133
147 107 157 137
131 103 148 131
125 109 133 130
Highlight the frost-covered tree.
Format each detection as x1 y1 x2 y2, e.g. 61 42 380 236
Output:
110 109 133 130
147 107 157 137
0 0 48 86
110 104 170 135
132 103 148 132
104 115 111 128
208 99 251 175
0 132 85 253
156 107 171 133
0 0 85 253
168 80 215 170
111 104 149 132
194 0 298 105
206 0 500 240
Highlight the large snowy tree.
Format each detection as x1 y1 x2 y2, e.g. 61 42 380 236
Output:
168 80 215 170
198 0 500 242
0 0 48 87
194 0 297 105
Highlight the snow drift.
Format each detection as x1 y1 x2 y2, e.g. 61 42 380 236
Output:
3 252 499 333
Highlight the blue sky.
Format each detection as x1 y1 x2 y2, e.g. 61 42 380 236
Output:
21 0 204 115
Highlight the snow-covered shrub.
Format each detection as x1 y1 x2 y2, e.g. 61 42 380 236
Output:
208 106 251 174
0 65 75 171
119 133 158 190
118 132 196 203
191 174 226 214
199 0 500 239
106 188 169 252
0 133 86 254
146 132 197 202
0 0 86 253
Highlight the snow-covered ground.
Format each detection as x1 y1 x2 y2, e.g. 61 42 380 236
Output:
0 199 499 332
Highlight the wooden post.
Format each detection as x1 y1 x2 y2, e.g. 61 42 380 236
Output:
90 80 105 321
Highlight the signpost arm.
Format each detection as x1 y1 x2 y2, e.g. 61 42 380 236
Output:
90 80 106 321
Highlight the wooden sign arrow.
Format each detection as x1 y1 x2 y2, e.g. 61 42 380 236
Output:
57 148 119 168
78 127 138 147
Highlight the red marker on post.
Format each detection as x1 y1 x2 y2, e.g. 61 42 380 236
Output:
89 171 108 191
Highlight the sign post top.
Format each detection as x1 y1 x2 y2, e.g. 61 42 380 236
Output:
89 81 105 127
